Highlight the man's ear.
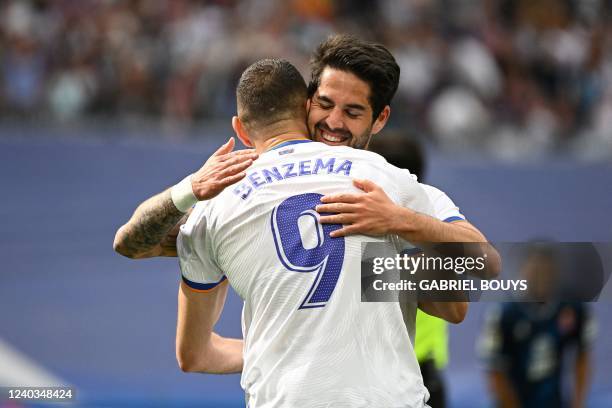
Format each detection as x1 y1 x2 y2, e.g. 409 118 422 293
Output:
371 105 391 135
232 116 253 148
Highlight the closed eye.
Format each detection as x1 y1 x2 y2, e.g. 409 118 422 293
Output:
315 95 334 110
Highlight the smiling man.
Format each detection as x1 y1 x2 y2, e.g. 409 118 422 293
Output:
307 37 395 150
304 36 498 275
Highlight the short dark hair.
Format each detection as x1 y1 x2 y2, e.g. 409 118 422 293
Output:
308 34 400 119
237 59 307 132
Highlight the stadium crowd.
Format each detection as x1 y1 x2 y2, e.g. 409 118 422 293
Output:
1 0 612 157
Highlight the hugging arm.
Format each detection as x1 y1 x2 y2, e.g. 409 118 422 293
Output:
114 190 188 259
113 138 257 259
317 178 504 323
317 178 501 278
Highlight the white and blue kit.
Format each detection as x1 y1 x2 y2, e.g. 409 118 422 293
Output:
178 140 463 408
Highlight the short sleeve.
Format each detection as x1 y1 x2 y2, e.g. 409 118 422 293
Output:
420 184 465 223
391 168 437 220
177 205 226 292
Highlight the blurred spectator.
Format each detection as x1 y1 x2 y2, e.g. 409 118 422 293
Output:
478 244 597 408
0 0 611 158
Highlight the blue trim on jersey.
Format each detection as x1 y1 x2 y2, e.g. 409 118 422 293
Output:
270 139 312 150
444 216 465 223
182 275 227 291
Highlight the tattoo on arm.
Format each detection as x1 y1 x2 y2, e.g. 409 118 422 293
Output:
115 189 186 258
158 211 189 257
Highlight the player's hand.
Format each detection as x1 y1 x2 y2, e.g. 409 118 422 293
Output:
316 179 412 237
191 137 258 200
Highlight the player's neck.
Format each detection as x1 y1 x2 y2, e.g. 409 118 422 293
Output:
260 133 310 152
253 121 310 153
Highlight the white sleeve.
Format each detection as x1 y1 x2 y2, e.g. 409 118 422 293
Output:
419 183 465 223
177 206 226 291
388 168 435 216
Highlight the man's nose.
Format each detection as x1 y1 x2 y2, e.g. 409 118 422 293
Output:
325 107 345 131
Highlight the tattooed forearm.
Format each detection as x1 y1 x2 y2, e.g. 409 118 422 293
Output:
114 138 256 259
114 189 186 258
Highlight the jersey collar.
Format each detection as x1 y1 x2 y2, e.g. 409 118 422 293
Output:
267 138 312 151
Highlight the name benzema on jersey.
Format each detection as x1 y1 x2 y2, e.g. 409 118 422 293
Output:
233 157 353 200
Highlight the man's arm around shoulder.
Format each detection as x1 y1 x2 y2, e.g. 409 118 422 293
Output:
113 189 187 259
113 138 257 259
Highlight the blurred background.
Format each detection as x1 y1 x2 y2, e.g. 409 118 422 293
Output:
1 0 611 406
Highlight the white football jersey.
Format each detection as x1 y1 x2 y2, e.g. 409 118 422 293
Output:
178 140 437 408
420 183 464 223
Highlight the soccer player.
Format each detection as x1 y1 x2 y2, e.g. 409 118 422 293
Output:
176 58 443 406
